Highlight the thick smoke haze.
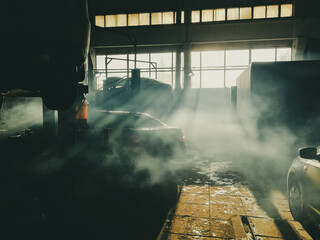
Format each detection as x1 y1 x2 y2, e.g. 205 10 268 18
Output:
0 97 43 135
0 84 314 191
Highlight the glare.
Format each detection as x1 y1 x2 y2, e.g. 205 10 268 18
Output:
226 50 249 66
252 49 276 62
202 51 224 67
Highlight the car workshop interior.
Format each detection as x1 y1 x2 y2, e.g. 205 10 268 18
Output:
1 0 320 239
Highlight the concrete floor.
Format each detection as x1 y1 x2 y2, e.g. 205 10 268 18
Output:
157 154 318 240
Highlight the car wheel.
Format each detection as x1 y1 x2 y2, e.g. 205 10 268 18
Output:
288 179 305 220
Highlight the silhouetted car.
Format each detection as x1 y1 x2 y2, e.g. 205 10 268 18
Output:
287 147 320 225
91 110 186 157
100 77 174 118
0 0 91 110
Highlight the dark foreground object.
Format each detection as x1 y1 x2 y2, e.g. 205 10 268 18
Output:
0 129 177 240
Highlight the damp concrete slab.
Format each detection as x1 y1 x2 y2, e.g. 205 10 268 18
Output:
158 184 313 240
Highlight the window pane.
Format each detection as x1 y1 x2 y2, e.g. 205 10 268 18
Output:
214 8 226 21
136 54 150 69
281 4 293 17
202 70 224 88
140 72 149 78
240 7 252 20
139 13 150 25
116 14 127 27
253 6 266 19
106 15 116 27
192 10 200 23
226 70 244 88
96 55 106 69
157 72 172 85
227 8 239 20
128 13 139 26
277 48 292 61
107 55 127 70
181 11 184 23
192 71 200 88
226 50 249 66
151 53 172 68
151 12 162 25
95 15 104 27
251 49 276 62
97 73 106 89
191 52 200 68
267 5 279 18
163 11 174 24
202 51 224 67
202 9 213 22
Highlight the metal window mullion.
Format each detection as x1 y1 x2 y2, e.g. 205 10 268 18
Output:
200 51 202 88
171 52 174 86
127 54 129 77
265 5 267 18
223 50 226 88
126 13 129 26
149 53 151 78
251 6 254 19
225 8 227 21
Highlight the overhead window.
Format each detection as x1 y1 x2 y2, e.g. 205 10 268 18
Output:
95 15 105 27
267 5 279 18
253 6 266 19
202 9 213 22
191 10 200 23
227 8 239 20
128 14 139 26
151 12 162 25
240 7 252 20
281 4 293 17
139 13 150 26
116 14 127 27
214 8 226 21
105 15 116 27
128 13 150 26
163 12 174 24
181 11 185 23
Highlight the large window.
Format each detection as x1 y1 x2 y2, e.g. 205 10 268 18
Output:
95 48 292 89
95 3 293 27
95 52 176 89
190 48 292 88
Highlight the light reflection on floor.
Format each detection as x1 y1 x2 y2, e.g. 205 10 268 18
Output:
158 185 312 240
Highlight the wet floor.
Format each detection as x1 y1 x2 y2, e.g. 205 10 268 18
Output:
157 153 319 240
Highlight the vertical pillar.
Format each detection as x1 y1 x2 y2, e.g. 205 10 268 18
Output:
183 0 192 90
183 44 192 90
58 107 76 146
42 101 55 137
131 69 141 92
175 47 182 92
